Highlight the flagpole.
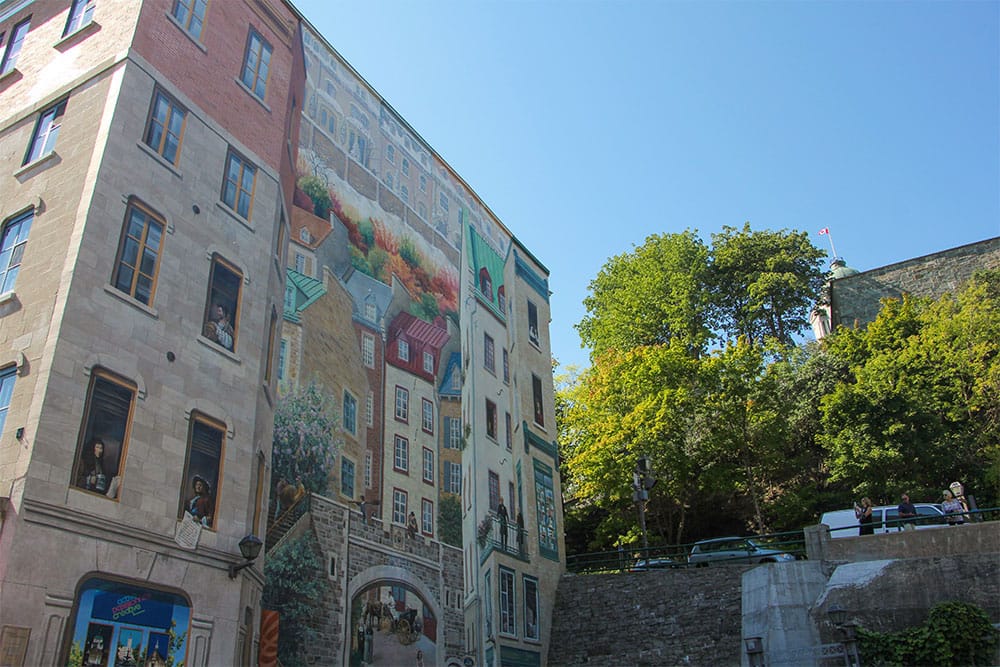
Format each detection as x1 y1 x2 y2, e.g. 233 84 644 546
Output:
819 228 838 260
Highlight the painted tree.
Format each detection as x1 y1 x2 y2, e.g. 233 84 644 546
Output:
262 532 328 667
272 381 342 496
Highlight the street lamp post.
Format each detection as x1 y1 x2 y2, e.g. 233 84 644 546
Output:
632 457 656 552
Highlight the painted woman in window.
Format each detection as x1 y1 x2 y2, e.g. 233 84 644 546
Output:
186 475 214 527
203 302 234 350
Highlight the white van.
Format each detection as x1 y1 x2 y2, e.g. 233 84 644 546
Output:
820 503 946 538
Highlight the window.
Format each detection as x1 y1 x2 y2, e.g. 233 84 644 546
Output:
479 267 493 300
202 255 241 352
362 333 375 368
364 452 372 488
64 0 96 36
0 366 15 436
499 568 515 636
486 399 497 440
283 283 295 311
144 91 186 165
527 300 540 347
277 339 287 380
505 412 512 450
439 192 449 212
179 414 225 529
535 460 558 559
418 202 426 220
421 399 433 434
364 301 377 321
443 461 461 494
421 447 433 484
421 498 433 535
24 100 67 165
385 173 393 189
343 391 357 435
0 209 33 294
365 391 374 427
488 470 499 511
341 457 355 499
394 386 408 421
222 151 256 219
392 488 407 524
72 369 136 500
444 417 461 450
497 285 506 313
401 157 409 176
502 349 509 384
111 201 164 306
293 253 305 273
393 435 408 472
484 333 495 373
532 374 544 427
171 0 207 40
0 18 29 76
524 577 539 640
397 339 409 361
419 174 427 192
264 309 278 383
385 144 394 163
240 28 272 99
422 350 434 374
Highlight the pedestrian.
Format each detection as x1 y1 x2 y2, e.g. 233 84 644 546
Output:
855 497 874 535
897 493 917 531
942 489 965 525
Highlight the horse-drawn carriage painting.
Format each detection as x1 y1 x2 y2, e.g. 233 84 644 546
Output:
351 584 437 665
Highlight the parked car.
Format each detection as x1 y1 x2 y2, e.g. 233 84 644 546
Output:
820 503 946 538
628 557 679 572
688 537 796 567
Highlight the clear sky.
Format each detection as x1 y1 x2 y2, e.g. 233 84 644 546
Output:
294 0 1000 371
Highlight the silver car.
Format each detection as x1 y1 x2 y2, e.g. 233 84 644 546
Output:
688 537 796 567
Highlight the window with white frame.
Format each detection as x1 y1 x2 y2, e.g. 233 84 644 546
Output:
524 576 539 640
489 470 500 511
421 399 433 433
505 412 512 450
400 184 408 205
393 435 408 472
0 209 34 294
422 350 434 374
277 339 287 380
445 417 461 450
24 100 67 165
342 391 357 435
499 567 516 636
439 192 449 212
340 457 355 498
421 498 433 535
361 333 375 368
385 144 395 163
397 339 409 361
422 447 434 483
294 253 305 273
0 18 30 76
484 333 495 373
364 452 372 488
365 391 374 427
419 174 426 192
392 488 407 524
443 461 461 494
394 386 408 421
401 157 409 176
502 348 509 383
64 0 96 36
364 301 377 321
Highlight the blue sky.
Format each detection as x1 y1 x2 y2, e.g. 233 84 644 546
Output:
295 0 1000 370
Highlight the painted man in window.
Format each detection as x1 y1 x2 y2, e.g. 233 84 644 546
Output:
203 303 234 350
76 437 122 499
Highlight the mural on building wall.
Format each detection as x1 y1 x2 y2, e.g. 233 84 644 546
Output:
350 584 437 666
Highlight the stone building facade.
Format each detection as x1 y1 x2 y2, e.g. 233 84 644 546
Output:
0 0 303 664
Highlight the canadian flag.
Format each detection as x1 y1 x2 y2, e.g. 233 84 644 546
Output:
818 228 829 235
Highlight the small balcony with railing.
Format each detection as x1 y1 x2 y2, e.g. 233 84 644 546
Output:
477 513 529 562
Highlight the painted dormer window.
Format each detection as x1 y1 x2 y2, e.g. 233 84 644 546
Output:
398 339 409 362
300 228 311 243
497 285 506 313
479 267 493 300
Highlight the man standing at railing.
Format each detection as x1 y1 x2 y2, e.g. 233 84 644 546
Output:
497 497 509 549
897 493 917 531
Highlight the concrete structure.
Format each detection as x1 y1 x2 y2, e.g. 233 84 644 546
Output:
811 237 1000 339
0 0 303 664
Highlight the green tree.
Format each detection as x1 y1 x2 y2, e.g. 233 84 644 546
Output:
272 381 341 494
438 495 462 547
298 175 332 219
262 532 328 667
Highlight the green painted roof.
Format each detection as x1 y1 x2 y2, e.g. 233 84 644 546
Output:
466 223 505 312
283 269 326 322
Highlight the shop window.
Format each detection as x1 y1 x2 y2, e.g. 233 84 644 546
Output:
71 369 136 500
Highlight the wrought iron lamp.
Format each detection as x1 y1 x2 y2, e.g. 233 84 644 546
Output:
228 534 263 579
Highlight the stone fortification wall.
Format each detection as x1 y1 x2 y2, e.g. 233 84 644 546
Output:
831 237 1000 328
547 567 751 666
805 521 999 563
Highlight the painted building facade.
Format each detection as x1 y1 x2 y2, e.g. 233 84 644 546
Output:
0 0 303 664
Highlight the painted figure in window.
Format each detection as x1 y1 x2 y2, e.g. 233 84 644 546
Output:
77 438 122 499
406 511 418 538
204 302 234 350
186 475 214 527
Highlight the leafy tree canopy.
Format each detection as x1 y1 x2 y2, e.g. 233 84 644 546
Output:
272 381 342 495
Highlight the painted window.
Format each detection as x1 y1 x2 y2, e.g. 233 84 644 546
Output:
64 0 96 36
263 309 278 383
422 350 434 374
421 447 433 484
439 192 449 212
484 333 495 373
421 399 434 434
294 253 305 273
527 300 540 347
502 348 509 384
479 267 493 300
421 498 433 535
444 417 461 450
202 255 241 352
385 144 394 163
497 285 506 313
400 184 408 205
489 470 499 512
341 457 355 499
365 391 374 427
240 28 272 99
418 202 426 219
179 413 225 529
0 18 29 76
397 338 409 361
0 366 15 436
401 157 409 176
24 99 67 165
486 399 497 440
419 174 427 192
385 173 393 189
394 386 408 421
343 391 357 435
111 201 164 306
393 435 408 472
0 209 33 294
364 452 372 488
524 577 539 640
443 461 461 494
392 488 407 524
505 412 512 450
277 339 287 380
171 0 207 40
532 374 545 427
144 90 186 165
534 460 559 560
362 333 375 368
365 301 377 321
72 369 135 500
222 150 256 219
499 567 516 636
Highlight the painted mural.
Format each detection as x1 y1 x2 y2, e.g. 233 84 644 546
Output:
349 584 436 666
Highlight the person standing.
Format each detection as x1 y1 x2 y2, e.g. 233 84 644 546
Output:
496 497 509 549
855 497 874 535
942 489 965 525
897 493 918 531
407 511 418 538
